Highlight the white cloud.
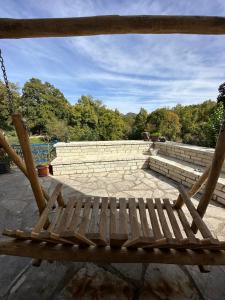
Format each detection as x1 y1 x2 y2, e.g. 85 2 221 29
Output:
0 0 225 113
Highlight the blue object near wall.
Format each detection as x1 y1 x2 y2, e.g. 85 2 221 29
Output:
12 143 56 165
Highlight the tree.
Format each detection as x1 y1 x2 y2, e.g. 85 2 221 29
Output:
217 82 225 108
21 78 71 134
0 80 20 131
205 102 224 147
132 108 148 139
146 108 168 133
174 100 216 145
98 108 125 140
123 112 136 139
70 96 125 141
159 111 181 140
45 117 69 142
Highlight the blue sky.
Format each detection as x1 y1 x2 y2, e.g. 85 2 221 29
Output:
0 0 225 113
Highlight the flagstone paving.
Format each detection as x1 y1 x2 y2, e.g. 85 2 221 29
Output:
1 167 225 299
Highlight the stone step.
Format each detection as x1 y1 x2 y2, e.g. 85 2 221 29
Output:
51 155 150 176
156 141 225 172
149 155 225 205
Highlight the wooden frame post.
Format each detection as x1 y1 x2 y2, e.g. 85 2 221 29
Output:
192 116 225 233
12 113 46 214
174 165 211 209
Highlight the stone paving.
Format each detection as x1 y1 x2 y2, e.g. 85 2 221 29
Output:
1 168 225 299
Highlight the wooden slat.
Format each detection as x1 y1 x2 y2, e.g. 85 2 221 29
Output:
3 229 31 240
50 207 64 235
78 198 92 236
48 207 63 232
64 198 82 233
61 198 95 246
178 185 216 240
155 198 173 240
123 198 152 248
138 198 153 239
99 197 109 245
128 198 141 239
57 191 65 207
87 197 107 246
146 198 164 240
3 229 62 244
40 207 77 244
110 197 118 246
1 15 225 39
176 207 198 243
51 198 76 239
31 183 63 236
176 207 218 250
87 197 100 237
118 198 128 242
163 199 183 240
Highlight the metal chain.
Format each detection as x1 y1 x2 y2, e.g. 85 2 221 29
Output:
0 49 14 114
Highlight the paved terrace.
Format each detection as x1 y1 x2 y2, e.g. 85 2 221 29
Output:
1 168 225 299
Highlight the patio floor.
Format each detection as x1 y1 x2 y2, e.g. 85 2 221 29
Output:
1 167 225 299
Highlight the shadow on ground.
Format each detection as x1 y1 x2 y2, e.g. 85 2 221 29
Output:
1 168 225 299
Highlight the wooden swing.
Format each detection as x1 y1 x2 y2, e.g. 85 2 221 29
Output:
1 15 225 265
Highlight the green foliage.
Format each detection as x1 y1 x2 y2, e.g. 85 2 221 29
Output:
150 132 160 137
147 108 167 133
45 117 69 142
132 108 148 139
205 102 224 147
159 111 181 141
174 100 217 145
0 80 20 130
123 113 136 139
21 78 71 135
1 77 224 148
217 82 225 108
69 96 125 141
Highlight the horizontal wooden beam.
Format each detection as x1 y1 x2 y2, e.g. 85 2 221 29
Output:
1 240 225 265
0 15 225 39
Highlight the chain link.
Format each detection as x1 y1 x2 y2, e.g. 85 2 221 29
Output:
0 49 14 114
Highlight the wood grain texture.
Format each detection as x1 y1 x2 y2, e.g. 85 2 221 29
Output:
0 15 225 39
146 198 163 240
2 240 225 264
32 183 63 235
163 198 183 240
12 113 46 213
174 165 211 209
178 185 216 240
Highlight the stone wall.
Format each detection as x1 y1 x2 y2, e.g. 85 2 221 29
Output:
149 142 225 205
156 142 220 170
51 140 225 204
52 140 151 175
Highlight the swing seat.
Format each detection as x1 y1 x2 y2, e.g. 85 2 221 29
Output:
3 183 225 257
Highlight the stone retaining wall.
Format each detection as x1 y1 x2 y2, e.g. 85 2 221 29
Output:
55 140 151 158
155 142 220 170
52 140 151 175
149 155 225 205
